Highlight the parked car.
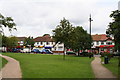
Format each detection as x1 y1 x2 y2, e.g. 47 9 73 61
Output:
41 49 53 54
12 48 21 53
31 49 41 53
66 51 76 55
21 48 31 53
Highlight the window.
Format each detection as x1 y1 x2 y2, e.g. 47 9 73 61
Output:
106 41 112 45
37 42 39 44
106 42 112 45
52 42 54 45
46 42 49 45
101 42 104 45
41 42 43 45
96 41 99 45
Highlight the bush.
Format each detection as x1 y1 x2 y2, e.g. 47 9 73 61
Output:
101 52 113 58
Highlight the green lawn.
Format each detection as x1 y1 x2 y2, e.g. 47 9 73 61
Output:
2 53 94 78
0 56 8 70
101 57 120 78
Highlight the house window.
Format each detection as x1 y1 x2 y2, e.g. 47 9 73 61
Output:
46 42 49 45
52 42 54 45
37 42 39 44
106 42 112 45
41 42 43 45
101 42 104 45
96 41 99 45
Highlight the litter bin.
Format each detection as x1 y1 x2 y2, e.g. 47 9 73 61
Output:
104 56 109 64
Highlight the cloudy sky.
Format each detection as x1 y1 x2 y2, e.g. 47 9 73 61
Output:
0 0 119 37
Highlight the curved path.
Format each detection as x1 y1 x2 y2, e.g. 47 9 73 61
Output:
0 54 22 78
91 55 117 78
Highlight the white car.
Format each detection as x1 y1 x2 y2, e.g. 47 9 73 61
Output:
21 48 31 53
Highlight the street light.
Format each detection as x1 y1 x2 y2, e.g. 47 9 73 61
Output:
89 14 93 53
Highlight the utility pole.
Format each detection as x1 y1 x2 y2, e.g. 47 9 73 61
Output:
89 14 93 53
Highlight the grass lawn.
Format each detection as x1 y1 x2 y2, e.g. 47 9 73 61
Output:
0 56 8 70
2 53 94 78
101 57 120 78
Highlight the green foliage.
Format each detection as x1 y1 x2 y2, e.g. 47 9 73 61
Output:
53 18 74 48
0 13 16 34
106 10 120 52
70 26 92 52
53 18 92 54
24 36 35 48
43 34 50 37
9 36 19 48
2 35 18 48
101 52 113 58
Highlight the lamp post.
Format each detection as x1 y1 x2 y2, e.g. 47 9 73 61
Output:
89 14 93 53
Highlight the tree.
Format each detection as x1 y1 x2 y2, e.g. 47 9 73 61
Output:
8 36 19 48
52 18 74 60
69 26 92 56
0 13 16 34
53 18 74 48
2 35 9 47
24 36 35 49
43 34 50 37
2 35 18 50
106 10 120 66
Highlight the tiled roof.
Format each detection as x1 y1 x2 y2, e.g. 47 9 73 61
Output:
92 34 111 41
17 37 26 41
34 35 54 42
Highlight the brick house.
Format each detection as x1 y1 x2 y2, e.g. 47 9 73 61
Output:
34 34 64 53
92 34 114 54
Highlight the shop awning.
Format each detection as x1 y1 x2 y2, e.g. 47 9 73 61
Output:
99 45 114 48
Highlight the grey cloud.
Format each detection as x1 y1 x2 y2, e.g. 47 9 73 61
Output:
0 0 119 37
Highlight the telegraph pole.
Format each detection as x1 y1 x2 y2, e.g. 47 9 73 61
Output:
89 14 93 53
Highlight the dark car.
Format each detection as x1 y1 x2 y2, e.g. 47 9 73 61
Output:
12 48 21 53
66 51 76 55
41 49 53 54
31 49 41 53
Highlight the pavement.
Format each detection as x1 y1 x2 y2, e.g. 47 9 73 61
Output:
91 55 117 78
0 54 22 78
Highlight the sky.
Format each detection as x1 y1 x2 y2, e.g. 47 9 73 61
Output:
0 0 119 37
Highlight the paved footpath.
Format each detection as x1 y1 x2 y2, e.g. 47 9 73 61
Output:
0 54 22 78
91 55 117 78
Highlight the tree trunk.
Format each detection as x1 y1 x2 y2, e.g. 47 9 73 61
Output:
63 47 66 60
